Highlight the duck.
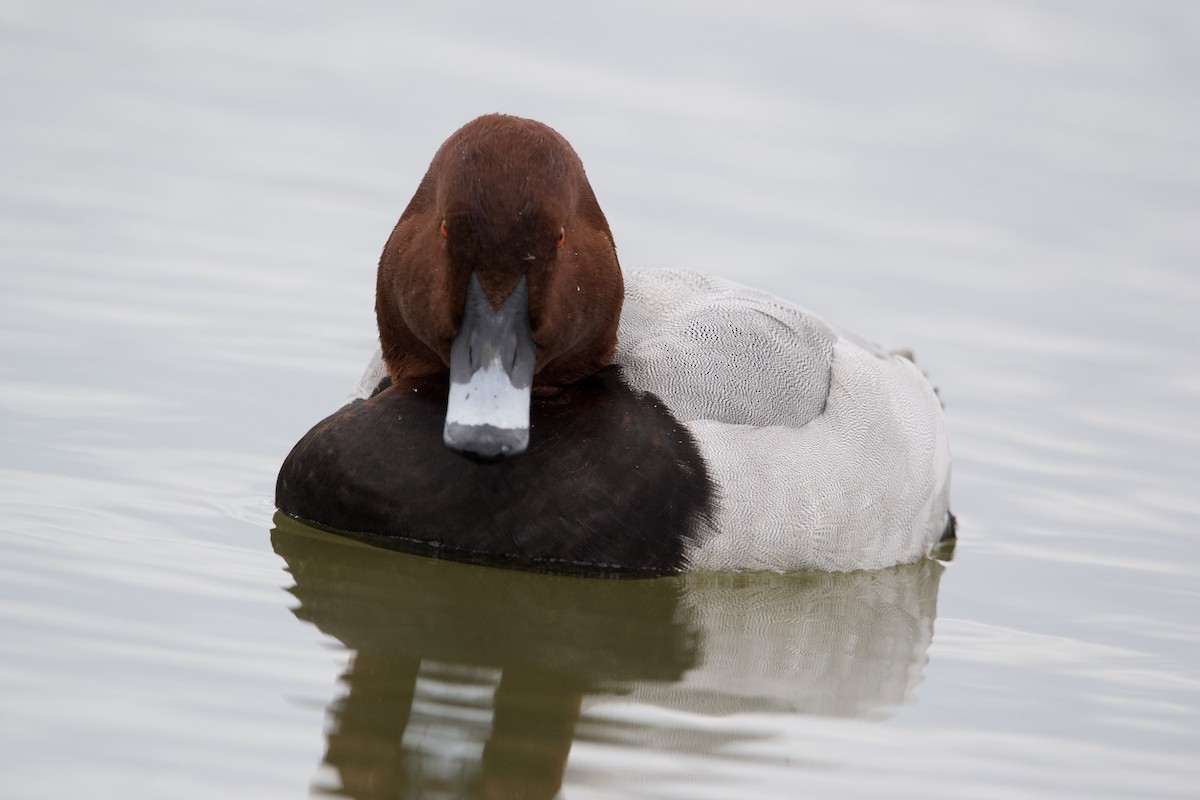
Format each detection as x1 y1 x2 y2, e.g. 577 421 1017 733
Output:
276 113 953 575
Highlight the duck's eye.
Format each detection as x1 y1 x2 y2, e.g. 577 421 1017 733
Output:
439 220 448 240
557 226 566 249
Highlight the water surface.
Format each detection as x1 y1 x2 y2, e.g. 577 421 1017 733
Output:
2 1 1198 797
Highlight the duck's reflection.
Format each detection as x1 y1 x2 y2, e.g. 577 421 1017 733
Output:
272 513 946 799
320 657 586 799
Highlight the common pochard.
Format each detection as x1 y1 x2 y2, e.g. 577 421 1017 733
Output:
276 114 953 574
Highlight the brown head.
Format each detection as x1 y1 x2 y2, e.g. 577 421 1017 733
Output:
375 114 624 459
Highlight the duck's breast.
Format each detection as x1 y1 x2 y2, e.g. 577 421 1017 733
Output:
276 366 713 574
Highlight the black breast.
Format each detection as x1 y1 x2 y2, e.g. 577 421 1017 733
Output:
275 367 712 574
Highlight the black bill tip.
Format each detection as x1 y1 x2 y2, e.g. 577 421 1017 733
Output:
443 422 530 462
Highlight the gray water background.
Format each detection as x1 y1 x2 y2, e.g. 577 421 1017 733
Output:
2 1 1198 797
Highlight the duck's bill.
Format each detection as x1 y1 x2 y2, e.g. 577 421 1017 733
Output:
444 273 537 460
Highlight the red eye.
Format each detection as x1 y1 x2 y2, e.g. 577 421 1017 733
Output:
439 220 448 240
557 226 565 249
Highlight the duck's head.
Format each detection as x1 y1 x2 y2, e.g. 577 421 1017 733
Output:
375 114 623 461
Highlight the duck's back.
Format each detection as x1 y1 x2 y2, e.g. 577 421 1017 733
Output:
616 270 952 572
617 270 836 428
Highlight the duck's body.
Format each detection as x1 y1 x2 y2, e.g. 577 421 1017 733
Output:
618 270 951 571
276 114 952 574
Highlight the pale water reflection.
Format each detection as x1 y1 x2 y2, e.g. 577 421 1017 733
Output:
274 516 945 798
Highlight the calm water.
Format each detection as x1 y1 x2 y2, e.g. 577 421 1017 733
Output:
2 1 1199 797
